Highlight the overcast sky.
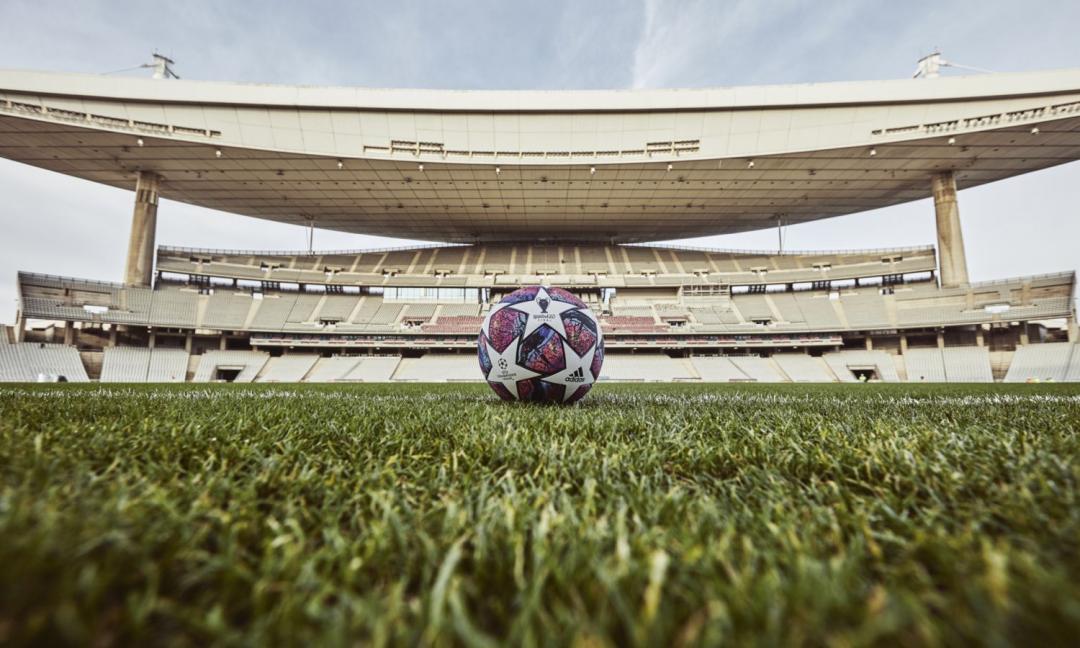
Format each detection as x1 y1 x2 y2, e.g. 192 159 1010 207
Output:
1 0 1078 323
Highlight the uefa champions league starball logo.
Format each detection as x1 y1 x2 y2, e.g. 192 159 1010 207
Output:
477 286 604 403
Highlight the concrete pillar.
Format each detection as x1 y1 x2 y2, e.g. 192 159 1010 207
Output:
900 333 908 354
148 331 157 350
16 317 25 343
125 171 160 287
865 336 873 351
931 171 969 288
976 328 985 347
185 331 193 353
1019 325 1029 346
937 330 945 349
109 326 117 348
63 321 74 346
1069 317 1078 344
219 334 227 351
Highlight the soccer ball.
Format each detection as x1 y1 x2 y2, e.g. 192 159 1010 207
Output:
478 286 604 403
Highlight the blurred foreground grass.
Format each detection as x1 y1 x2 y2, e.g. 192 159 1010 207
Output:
0 383 1078 646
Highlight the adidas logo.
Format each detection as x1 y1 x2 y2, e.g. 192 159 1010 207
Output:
566 365 586 383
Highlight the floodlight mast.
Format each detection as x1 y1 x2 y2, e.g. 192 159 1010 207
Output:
913 52 994 79
146 53 179 79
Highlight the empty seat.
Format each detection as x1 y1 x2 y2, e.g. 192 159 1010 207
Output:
193 350 268 382
729 356 786 382
393 355 480 381
688 356 748 381
256 355 318 382
942 347 993 382
903 348 947 383
824 350 900 382
0 343 89 382
773 354 836 382
1005 343 1074 382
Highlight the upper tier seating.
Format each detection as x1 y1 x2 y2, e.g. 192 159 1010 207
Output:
602 317 669 333
423 316 484 334
156 244 938 286
0 343 89 382
201 292 255 330
437 303 481 317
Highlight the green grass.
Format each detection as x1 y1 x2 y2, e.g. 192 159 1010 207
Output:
1 383 1079 647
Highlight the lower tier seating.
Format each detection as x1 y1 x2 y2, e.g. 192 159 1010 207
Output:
0 343 89 382
192 351 269 383
1004 343 1075 382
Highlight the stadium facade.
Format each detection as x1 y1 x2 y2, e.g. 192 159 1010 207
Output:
1 65 1078 383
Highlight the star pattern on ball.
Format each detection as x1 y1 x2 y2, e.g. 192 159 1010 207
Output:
541 340 597 402
509 286 580 339
484 335 540 396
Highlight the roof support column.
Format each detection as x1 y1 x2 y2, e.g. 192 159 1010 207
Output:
931 171 969 288
125 171 160 287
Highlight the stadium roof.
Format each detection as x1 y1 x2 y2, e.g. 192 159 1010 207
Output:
2 67 1080 243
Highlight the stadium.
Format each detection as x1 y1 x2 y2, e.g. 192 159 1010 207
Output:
0 59 1078 383
2 10 1080 639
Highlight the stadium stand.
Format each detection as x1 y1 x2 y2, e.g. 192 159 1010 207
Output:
942 347 994 382
101 347 188 382
256 355 319 382
339 356 401 382
156 245 940 287
424 315 485 334
304 356 363 382
12 243 1076 384
201 292 255 330
903 348 948 382
0 343 89 382
1004 343 1075 382
148 349 189 382
729 356 786 382
688 356 750 381
148 288 199 328
18 268 1073 338
600 354 698 381
437 304 481 317
100 347 151 382
248 293 298 332
394 355 479 381
1066 346 1080 382
824 350 901 382
772 354 838 382
193 351 269 383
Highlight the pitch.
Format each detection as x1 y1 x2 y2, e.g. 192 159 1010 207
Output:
1 383 1078 645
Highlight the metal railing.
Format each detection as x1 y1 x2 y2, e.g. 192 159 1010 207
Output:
631 242 937 257
157 242 468 258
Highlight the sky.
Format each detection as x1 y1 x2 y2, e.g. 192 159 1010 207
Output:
0 0 1078 323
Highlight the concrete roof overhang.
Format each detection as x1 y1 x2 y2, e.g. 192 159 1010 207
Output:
2 68 1080 243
